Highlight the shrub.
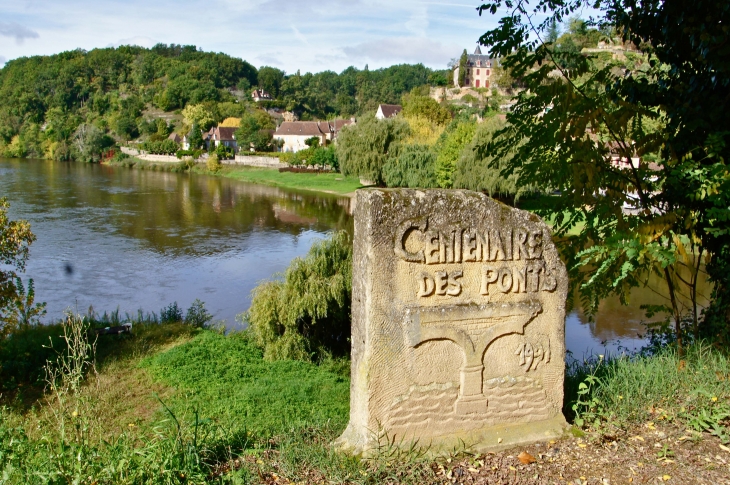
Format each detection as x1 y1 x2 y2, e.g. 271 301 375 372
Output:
160 301 183 323
244 231 352 361
206 153 221 172
184 299 213 328
382 144 438 188
140 139 178 155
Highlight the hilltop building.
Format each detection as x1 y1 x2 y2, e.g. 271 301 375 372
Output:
453 46 494 89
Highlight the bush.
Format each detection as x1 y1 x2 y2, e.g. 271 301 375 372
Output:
206 153 221 172
184 299 213 328
160 302 183 323
244 231 352 361
176 149 203 160
139 139 178 155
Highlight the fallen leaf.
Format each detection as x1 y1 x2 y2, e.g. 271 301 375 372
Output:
509 465 517 471
631 436 645 441
663 474 671 481
518 451 536 464
498 438 503 443
720 444 730 453
628 478 633 483
578 443 587 448
468 467 478 473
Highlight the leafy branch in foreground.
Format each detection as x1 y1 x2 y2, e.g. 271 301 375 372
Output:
476 0 730 349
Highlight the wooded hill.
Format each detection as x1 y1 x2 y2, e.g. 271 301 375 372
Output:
0 44 448 161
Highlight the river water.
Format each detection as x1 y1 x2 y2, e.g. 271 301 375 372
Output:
2 159 693 357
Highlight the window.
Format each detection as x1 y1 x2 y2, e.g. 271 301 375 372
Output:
477 69 480 75
476 79 480 87
487 69 490 76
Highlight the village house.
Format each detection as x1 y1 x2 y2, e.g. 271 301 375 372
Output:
273 119 354 153
208 126 237 151
453 46 494 89
251 89 272 102
167 132 182 144
375 104 402 119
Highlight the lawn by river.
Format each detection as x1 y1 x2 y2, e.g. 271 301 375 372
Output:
215 165 364 195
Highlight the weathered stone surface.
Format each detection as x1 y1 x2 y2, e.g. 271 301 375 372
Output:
336 189 569 454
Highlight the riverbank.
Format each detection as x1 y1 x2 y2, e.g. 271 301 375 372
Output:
106 156 363 196
1 315 728 484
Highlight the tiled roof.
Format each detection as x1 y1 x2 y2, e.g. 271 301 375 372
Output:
213 127 237 141
378 104 402 118
275 121 328 137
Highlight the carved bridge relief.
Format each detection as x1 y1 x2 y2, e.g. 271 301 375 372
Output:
404 301 543 415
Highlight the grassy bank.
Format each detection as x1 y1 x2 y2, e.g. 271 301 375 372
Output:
104 156 363 196
2 310 729 483
212 166 363 195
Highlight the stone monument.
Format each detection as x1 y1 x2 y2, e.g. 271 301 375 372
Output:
336 189 568 454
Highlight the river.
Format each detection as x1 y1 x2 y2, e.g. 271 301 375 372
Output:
1 159 699 357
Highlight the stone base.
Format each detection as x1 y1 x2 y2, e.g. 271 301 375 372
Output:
335 415 568 457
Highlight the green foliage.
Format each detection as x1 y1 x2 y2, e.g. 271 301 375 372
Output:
184 298 213 328
382 144 438 188
565 343 730 440
235 111 274 152
205 153 221 173
401 92 451 125
310 145 339 170
0 199 36 339
244 231 352 361
458 49 468 87
71 123 115 163
257 66 285 98
139 138 178 155
434 120 476 188
160 301 183 323
453 116 523 197
336 114 410 185
478 0 730 342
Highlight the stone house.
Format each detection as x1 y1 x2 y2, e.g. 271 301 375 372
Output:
273 119 355 153
375 104 402 119
168 133 182 144
453 46 494 89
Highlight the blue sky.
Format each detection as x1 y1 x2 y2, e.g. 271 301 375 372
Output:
0 0 506 73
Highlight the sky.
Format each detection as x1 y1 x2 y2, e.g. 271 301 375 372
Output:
0 0 505 74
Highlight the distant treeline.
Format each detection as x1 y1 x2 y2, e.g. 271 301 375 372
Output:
0 43 448 161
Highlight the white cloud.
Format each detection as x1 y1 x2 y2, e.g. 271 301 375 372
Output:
0 22 40 44
405 6 429 37
291 26 309 45
342 37 459 67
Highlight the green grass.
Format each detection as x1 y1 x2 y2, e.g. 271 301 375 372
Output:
142 331 350 442
566 342 730 441
217 166 363 194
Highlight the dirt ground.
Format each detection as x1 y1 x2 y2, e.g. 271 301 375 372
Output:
252 422 730 485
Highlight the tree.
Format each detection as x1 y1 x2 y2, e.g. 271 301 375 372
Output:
382 144 438 188
458 49 468 87
477 0 730 347
453 116 525 198
188 123 203 150
181 104 215 131
257 66 285 98
235 112 274 152
71 124 114 163
245 231 352 361
546 19 560 43
336 114 410 185
434 120 477 188
0 198 36 338
401 91 451 125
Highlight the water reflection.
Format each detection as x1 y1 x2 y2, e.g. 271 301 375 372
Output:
0 159 710 356
1 159 352 327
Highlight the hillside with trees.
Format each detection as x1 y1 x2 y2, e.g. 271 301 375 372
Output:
0 44 448 162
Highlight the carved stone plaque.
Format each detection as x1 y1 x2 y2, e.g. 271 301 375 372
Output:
336 189 569 454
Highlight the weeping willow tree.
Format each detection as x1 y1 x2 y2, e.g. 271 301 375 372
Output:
243 231 352 361
453 116 527 200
